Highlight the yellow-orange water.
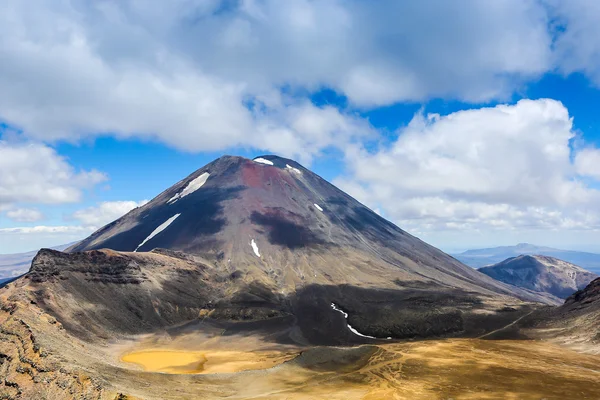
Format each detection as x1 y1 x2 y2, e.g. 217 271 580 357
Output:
120 349 297 374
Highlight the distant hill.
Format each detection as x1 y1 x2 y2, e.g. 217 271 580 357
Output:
453 243 600 273
478 255 598 299
0 242 76 280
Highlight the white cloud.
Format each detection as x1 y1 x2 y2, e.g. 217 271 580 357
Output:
6 208 45 223
6 1 600 161
4 1 600 251
71 200 147 226
0 226 92 235
0 225 94 253
575 148 600 179
0 0 554 158
0 198 146 253
253 102 375 162
337 99 600 236
0 141 107 208
547 0 600 85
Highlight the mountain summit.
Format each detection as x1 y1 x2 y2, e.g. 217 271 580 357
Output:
68 155 542 302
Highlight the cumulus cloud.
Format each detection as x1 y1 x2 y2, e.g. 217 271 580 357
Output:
0 199 145 253
5 1 600 159
337 99 600 235
6 208 45 223
5 1 600 250
0 225 95 253
71 200 148 226
0 141 107 208
575 148 600 179
0 0 554 158
547 0 600 85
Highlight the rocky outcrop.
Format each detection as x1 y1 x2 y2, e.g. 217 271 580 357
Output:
0 306 104 399
564 277 600 306
29 249 145 284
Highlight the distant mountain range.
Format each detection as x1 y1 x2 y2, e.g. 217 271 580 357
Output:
0 242 76 281
453 243 600 273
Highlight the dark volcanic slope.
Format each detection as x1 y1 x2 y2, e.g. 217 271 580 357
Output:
521 277 600 349
479 255 598 299
68 155 546 303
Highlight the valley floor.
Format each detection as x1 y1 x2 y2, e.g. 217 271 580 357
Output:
1 263 598 399
3 301 600 400
112 337 600 400
2 293 600 400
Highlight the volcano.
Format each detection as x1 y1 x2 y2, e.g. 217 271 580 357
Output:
0 155 558 398
57 155 554 340
69 155 541 299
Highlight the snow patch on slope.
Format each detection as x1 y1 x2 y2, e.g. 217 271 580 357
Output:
286 164 302 174
251 239 261 257
314 203 323 212
253 158 274 166
331 303 390 340
135 214 181 252
167 172 210 204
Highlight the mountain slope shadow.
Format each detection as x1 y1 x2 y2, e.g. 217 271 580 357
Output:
250 209 328 249
72 186 245 254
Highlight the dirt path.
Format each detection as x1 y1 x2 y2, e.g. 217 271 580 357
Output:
478 310 534 339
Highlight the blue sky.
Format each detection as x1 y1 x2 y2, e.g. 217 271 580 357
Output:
3 1 600 254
